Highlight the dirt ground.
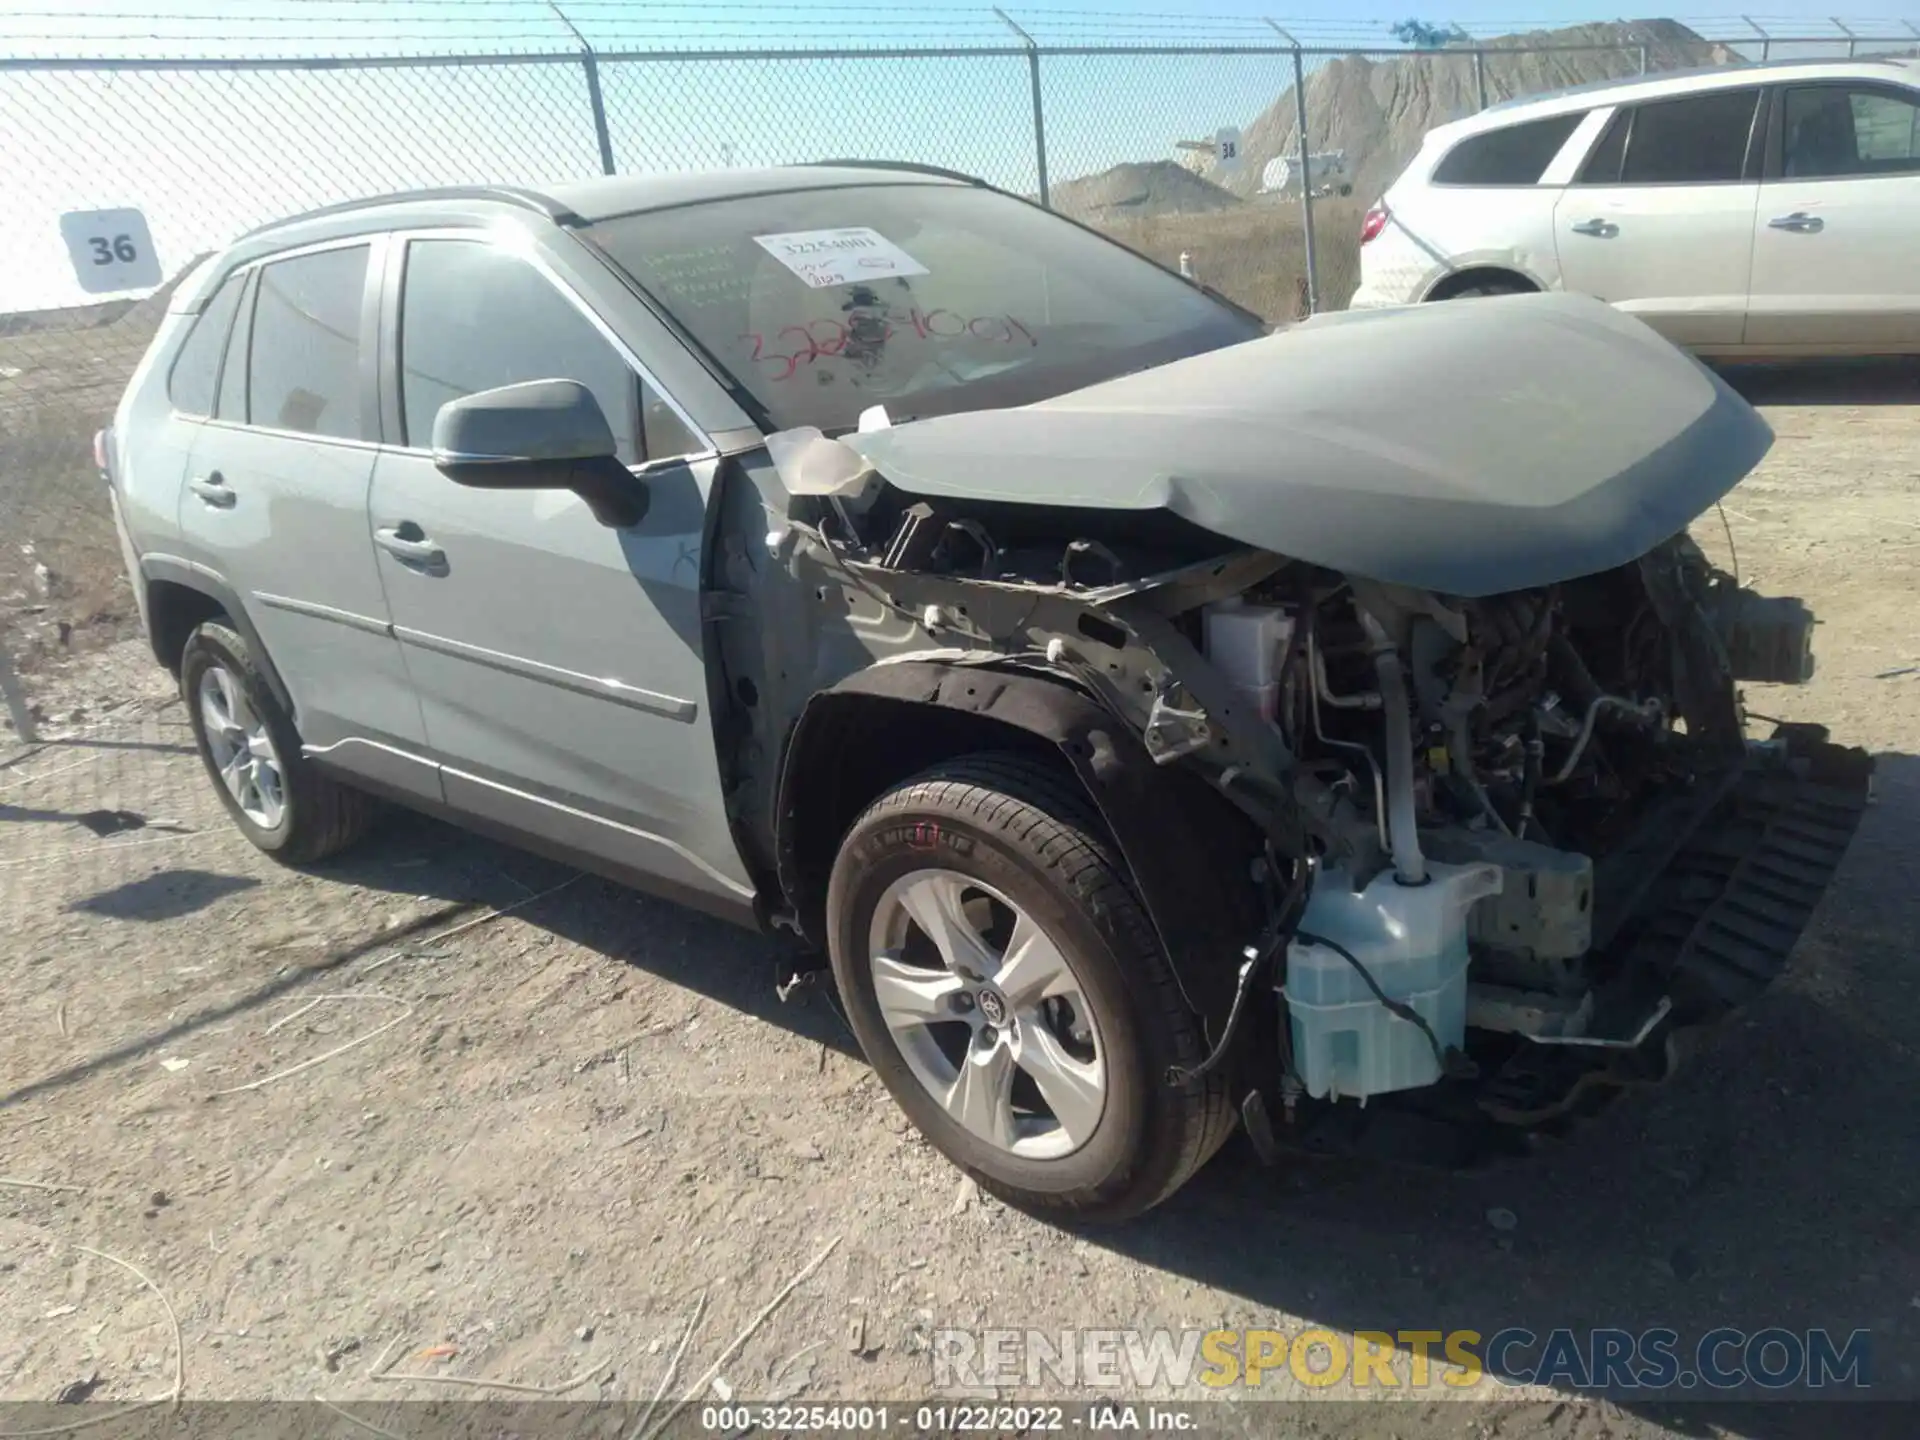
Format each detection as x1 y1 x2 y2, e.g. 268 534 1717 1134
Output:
2 364 1917 1437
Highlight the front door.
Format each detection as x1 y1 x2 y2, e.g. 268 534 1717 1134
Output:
1553 88 1765 348
366 233 753 910
1746 80 1920 350
175 237 434 796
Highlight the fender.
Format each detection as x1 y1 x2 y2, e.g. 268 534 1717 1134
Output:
138 554 297 719
777 660 1264 1035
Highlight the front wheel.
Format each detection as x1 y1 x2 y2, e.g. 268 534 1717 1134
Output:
825 755 1233 1222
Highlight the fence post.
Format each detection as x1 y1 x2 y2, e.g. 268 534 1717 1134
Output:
582 54 616 175
1743 15 1773 63
0 650 35 745
549 1 615 174
1832 18 1858 56
1473 49 1488 110
1266 21 1319 316
994 8 1048 207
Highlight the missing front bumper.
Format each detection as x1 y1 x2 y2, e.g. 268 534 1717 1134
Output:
1278 728 1875 1167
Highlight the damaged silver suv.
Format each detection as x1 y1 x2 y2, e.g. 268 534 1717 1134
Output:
106 163 1872 1220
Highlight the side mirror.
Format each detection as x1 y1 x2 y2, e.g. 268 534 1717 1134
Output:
432 379 648 528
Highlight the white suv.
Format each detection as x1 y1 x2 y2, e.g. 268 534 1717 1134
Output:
1351 57 1920 356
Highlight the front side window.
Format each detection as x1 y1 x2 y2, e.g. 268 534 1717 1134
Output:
246 245 369 440
1433 113 1585 185
167 270 246 416
398 239 703 465
586 182 1264 435
1612 89 1761 185
1781 85 1920 178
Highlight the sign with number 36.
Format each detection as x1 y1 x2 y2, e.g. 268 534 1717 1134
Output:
60 208 162 294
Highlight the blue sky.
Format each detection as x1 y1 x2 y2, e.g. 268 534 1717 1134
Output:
6 0 1917 56
3 1 1916 310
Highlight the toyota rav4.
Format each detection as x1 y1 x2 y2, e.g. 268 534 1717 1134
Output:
104 163 1872 1220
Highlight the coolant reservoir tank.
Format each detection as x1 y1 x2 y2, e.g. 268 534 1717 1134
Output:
1284 861 1502 1101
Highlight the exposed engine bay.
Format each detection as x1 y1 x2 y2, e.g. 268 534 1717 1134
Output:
724 294 1874 1164
732 466 1870 1161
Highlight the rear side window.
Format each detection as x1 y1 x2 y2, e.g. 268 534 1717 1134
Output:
166 271 245 416
1433 113 1584 185
1614 89 1761 185
246 245 370 440
1781 85 1920 178
215 273 253 423
397 239 700 465
1577 109 1631 183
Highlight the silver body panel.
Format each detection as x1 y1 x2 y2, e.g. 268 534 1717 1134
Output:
115 187 765 916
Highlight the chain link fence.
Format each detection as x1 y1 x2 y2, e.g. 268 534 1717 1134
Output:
2 13 1913 737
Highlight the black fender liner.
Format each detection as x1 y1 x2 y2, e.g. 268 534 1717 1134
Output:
139 556 297 719
776 661 1264 1037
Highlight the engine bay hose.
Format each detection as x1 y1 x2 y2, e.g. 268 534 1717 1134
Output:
1358 611 1428 885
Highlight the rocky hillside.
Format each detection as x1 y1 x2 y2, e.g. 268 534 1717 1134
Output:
1228 18 1739 202
1049 159 1243 224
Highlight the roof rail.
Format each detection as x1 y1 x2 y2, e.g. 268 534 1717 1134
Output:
240 185 578 240
804 159 987 186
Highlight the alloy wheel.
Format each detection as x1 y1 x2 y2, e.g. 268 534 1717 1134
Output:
198 662 286 830
867 869 1106 1160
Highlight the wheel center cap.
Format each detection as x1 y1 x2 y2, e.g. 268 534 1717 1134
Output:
975 987 1009 1028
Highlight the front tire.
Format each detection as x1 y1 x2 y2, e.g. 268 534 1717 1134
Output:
825 755 1232 1223
181 621 376 863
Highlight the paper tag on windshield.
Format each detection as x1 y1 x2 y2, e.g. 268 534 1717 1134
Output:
753 228 928 289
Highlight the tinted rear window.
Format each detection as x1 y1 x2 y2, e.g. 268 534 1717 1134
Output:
1618 89 1760 184
167 271 246 416
1781 84 1920 178
586 183 1262 434
246 245 369 440
1433 113 1584 185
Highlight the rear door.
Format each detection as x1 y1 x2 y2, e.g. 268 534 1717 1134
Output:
1746 80 1920 350
1401 110 1591 298
118 264 248 635
1552 86 1766 347
366 231 754 910
176 236 434 794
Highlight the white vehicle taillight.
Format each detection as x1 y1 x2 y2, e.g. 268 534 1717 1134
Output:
1360 203 1390 246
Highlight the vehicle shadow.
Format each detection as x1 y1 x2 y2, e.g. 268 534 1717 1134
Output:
2 800 857 1114
1090 750 1920 1418
1716 357 1920 408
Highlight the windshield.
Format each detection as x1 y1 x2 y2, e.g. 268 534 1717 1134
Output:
585 182 1264 434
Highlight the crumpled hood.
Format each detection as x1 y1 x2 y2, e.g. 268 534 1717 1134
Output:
845 291 1772 597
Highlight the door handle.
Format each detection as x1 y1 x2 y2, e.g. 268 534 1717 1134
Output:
1767 212 1824 233
187 473 235 508
1568 218 1620 238
375 525 447 571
